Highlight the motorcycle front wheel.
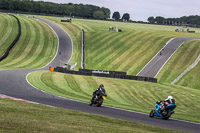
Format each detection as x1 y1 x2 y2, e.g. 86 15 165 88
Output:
149 110 154 118
96 98 103 107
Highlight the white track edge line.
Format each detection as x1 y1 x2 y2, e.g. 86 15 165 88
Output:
7 74 200 126
154 41 185 78
153 38 200 78
2 18 200 126
54 19 74 64
136 38 175 76
26 72 89 105
36 18 60 69
26 73 200 125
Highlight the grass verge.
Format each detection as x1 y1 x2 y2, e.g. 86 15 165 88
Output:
0 98 183 133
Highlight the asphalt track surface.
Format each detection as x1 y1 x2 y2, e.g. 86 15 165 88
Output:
137 37 200 78
0 18 200 133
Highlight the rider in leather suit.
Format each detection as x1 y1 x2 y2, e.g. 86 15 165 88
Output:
90 84 106 105
158 96 175 111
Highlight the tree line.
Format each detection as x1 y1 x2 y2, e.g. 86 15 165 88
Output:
147 16 200 27
0 0 111 19
112 11 130 22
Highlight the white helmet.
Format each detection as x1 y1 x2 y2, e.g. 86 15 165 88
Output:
168 96 173 99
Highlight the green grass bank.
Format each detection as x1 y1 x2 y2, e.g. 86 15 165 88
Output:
176 60 200 90
40 15 200 90
157 40 200 85
0 98 183 133
28 71 200 123
0 15 57 69
0 14 18 57
41 16 200 76
1 14 199 132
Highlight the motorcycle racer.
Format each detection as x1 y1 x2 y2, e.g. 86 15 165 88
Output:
89 84 106 106
158 96 175 112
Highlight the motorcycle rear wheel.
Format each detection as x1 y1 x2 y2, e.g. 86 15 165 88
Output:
162 110 171 120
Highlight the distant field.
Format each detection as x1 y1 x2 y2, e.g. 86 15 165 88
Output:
157 40 200 84
41 16 200 75
0 98 182 133
28 71 200 123
0 14 18 57
0 16 57 69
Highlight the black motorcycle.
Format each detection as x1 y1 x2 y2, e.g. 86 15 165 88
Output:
90 91 107 107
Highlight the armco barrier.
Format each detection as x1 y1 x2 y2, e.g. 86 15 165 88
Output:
52 67 157 83
0 14 21 61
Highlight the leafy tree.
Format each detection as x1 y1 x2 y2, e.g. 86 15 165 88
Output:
112 11 120 20
122 13 130 21
147 15 200 27
155 16 165 24
0 0 111 19
93 11 105 19
101 7 110 19
147 16 155 23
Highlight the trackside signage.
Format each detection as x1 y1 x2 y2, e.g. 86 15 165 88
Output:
51 67 157 83
92 70 109 74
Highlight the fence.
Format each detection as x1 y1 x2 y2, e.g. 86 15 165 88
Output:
51 67 157 83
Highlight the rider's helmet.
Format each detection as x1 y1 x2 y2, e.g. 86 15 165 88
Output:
99 84 105 93
100 84 104 88
167 96 173 100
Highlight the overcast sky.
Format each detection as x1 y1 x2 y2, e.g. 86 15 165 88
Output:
36 0 200 21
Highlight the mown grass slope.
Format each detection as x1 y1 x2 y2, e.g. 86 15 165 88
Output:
28 71 200 123
1 14 197 131
0 16 57 69
157 40 200 84
0 14 18 57
176 61 200 90
27 16 200 123
0 98 182 133
39 16 200 90
83 23 200 75
41 16 200 75
85 31 170 74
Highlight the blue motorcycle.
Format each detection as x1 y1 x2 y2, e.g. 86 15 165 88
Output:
149 102 176 120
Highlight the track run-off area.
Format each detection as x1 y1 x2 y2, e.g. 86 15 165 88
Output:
0 16 200 132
